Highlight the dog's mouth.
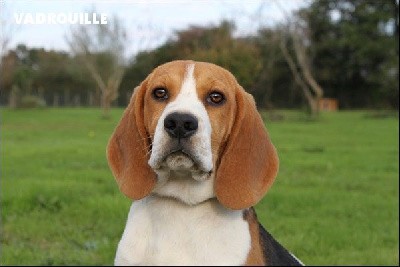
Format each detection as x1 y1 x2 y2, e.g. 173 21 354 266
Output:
152 148 212 182
163 150 195 170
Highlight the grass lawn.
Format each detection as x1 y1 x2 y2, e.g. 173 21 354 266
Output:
1 108 398 265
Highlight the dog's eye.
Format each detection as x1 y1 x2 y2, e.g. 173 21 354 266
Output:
152 87 168 101
207 91 225 106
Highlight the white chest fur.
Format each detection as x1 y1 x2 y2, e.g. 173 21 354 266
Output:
115 196 251 266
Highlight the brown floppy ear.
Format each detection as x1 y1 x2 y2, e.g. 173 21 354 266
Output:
215 86 279 210
106 84 157 200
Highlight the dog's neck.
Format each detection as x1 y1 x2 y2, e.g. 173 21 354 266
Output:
152 169 216 206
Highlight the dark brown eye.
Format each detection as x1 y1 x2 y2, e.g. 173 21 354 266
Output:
207 91 225 105
152 87 168 100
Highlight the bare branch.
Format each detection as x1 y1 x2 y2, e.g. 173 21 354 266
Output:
292 29 323 99
65 11 128 118
279 34 314 105
84 59 107 92
274 0 324 115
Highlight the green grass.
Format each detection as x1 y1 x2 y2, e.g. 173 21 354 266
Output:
1 108 398 265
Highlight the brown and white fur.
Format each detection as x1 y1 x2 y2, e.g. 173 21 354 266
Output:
107 60 304 266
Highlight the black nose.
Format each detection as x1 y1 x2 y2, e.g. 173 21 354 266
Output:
164 112 198 139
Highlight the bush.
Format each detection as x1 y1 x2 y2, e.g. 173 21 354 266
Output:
19 95 46 108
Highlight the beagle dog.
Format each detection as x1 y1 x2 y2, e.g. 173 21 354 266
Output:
107 60 304 266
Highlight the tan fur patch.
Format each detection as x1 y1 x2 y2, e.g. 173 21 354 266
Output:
243 208 266 266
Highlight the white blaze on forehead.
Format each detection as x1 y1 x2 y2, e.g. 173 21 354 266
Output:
148 63 213 173
168 63 200 111
178 63 196 101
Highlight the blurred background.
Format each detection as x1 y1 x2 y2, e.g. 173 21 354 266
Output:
1 0 399 265
1 0 398 113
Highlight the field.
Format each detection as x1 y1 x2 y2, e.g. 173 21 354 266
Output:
1 108 398 265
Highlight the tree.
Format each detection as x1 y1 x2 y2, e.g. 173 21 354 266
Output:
34 49 96 106
253 28 281 110
175 21 262 90
66 13 128 118
273 2 324 117
120 21 261 106
307 0 398 108
1 44 98 107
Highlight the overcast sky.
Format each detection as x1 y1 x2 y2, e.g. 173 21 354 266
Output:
2 0 307 57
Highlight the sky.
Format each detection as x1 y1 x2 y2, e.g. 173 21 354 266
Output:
1 0 307 57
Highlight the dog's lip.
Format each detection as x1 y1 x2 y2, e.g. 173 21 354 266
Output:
157 149 211 173
161 149 194 164
167 148 191 157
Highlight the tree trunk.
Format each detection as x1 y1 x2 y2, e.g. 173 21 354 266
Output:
306 94 319 117
280 33 323 117
9 85 20 108
292 32 323 115
101 93 111 119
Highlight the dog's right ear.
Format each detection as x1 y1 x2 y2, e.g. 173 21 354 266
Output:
106 83 157 200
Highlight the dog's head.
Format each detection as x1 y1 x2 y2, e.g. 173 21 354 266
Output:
107 60 279 210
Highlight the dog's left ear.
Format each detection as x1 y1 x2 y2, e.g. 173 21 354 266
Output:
215 85 279 210
106 83 157 200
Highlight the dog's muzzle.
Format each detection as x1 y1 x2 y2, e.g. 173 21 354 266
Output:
153 112 211 180
162 112 203 170
148 109 213 182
